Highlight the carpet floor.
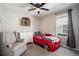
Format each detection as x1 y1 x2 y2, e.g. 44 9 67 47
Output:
22 43 79 56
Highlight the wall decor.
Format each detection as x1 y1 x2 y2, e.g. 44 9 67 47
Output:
20 17 30 26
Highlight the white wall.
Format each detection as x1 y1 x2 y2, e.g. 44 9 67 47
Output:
39 14 56 35
1 8 40 32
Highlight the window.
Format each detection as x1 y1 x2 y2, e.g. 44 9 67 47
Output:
56 12 68 36
63 25 68 33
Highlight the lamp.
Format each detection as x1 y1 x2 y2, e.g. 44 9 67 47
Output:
36 8 40 14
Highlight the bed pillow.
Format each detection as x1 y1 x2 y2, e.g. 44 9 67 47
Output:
34 31 41 36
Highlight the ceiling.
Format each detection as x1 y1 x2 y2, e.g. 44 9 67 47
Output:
0 3 76 17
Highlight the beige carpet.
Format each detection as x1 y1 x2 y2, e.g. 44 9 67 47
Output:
22 43 79 56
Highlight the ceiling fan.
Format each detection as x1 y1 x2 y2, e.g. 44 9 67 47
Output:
28 3 49 14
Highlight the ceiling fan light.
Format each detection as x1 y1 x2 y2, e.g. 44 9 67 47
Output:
36 8 40 11
37 11 40 14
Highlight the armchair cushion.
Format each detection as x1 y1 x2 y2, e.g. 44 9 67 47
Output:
11 42 26 52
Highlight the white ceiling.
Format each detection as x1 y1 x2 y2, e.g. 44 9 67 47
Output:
0 3 76 17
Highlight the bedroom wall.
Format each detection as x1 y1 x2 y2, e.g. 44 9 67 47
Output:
39 14 56 35
1 8 40 32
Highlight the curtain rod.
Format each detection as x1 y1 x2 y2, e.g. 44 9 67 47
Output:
55 9 73 15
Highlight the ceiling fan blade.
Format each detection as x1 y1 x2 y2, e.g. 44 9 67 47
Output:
30 3 46 8
28 8 36 11
30 3 37 7
40 8 49 11
39 3 45 7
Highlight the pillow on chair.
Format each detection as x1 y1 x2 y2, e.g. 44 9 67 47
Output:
16 39 24 42
14 32 24 42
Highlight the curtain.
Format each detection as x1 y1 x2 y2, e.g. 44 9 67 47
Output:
67 9 76 48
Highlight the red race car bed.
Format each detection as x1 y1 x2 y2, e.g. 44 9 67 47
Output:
33 32 60 51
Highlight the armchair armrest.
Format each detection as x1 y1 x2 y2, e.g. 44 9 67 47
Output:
2 42 12 48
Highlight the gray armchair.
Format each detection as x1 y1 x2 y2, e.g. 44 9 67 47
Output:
1 32 27 56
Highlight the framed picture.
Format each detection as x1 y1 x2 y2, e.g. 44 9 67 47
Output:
20 17 30 26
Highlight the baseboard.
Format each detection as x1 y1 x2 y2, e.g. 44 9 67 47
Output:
60 44 79 52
